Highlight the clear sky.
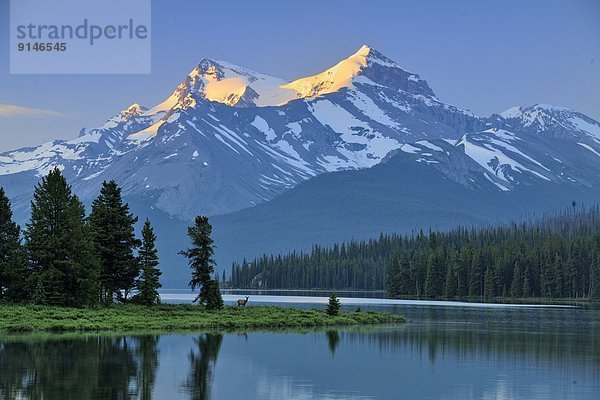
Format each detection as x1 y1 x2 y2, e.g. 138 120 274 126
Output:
0 0 598 151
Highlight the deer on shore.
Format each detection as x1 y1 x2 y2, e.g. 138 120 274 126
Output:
237 296 249 306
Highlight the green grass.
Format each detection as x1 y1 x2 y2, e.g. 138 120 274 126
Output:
0 304 404 333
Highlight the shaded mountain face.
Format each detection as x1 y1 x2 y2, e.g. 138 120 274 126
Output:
1 45 600 287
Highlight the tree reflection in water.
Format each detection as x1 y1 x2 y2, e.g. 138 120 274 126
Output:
0 335 159 400
184 334 223 400
326 330 340 357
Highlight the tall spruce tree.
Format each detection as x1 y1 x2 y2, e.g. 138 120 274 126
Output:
510 261 523 298
469 251 483 297
134 219 162 306
398 255 412 295
180 215 217 305
0 187 24 301
425 250 444 298
444 251 459 298
24 168 99 306
89 180 140 304
205 278 224 310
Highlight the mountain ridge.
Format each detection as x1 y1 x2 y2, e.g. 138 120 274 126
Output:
0 44 490 220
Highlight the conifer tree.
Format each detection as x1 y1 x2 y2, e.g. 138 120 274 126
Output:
205 278 223 310
523 273 532 298
541 262 555 298
444 251 459 298
326 292 341 316
484 267 496 300
180 215 217 305
425 251 444 298
428 232 438 250
134 219 162 306
553 255 565 298
0 187 24 301
24 168 99 306
89 180 140 304
385 256 401 296
456 251 469 297
469 251 483 297
398 255 412 295
510 261 523 298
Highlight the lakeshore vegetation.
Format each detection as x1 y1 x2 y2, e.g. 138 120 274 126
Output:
0 304 402 332
0 168 403 332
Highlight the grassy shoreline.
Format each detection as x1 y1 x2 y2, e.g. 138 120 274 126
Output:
0 304 404 333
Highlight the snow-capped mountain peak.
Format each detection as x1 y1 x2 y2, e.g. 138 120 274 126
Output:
194 58 226 81
499 106 524 119
139 46 437 115
280 45 371 98
499 104 600 141
146 58 293 111
2 45 599 225
119 103 148 119
282 44 435 100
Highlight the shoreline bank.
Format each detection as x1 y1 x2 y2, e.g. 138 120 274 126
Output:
0 304 404 333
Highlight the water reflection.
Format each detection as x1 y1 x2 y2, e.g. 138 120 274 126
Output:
184 334 223 400
326 330 340 357
0 335 158 400
136 336 160 400
0 306 598 400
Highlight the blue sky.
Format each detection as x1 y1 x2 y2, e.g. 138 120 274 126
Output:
0 0 598 151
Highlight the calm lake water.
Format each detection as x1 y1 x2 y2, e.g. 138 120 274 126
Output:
1 293 599 400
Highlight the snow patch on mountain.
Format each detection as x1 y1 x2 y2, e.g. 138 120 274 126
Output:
400 144 421 154
578 142 600 157
457 134 550 183
0 140 89 176
129 120 163 142
252 116 277 141
416 140 443 152
309 99 400 168
347 89 402 129
570 116 600 140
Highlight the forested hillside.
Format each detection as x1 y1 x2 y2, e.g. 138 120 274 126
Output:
230 205 600 300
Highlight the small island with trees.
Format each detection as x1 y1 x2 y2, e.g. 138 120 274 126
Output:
0 168 402 332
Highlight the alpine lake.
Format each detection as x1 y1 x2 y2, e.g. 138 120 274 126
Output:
0 290 598 400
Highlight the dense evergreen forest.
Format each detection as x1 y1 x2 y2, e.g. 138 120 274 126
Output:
230 205 600 300
0 168 222 308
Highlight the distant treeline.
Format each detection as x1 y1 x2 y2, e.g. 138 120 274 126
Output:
230 205 600 300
